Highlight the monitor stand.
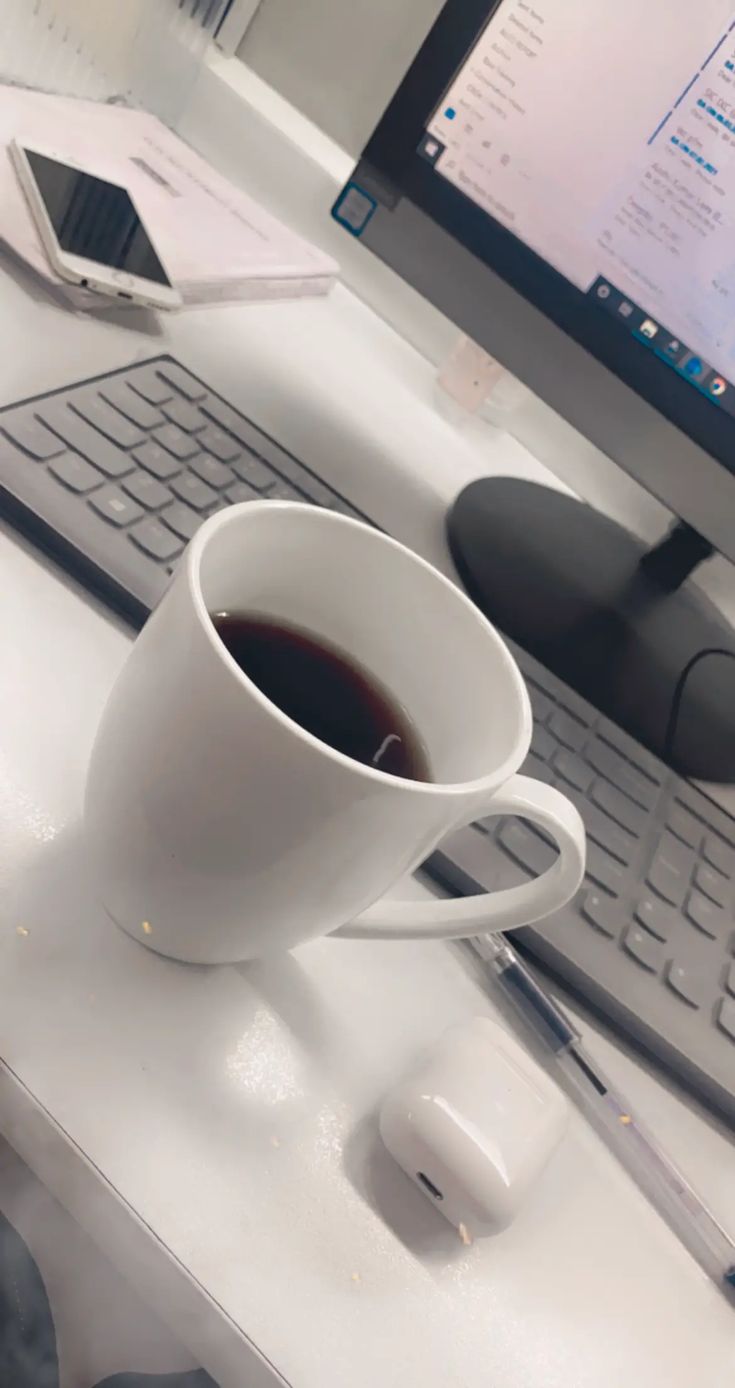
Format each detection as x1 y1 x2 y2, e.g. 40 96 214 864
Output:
447 478 735 783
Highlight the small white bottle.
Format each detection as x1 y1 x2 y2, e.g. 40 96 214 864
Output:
436 334 530 427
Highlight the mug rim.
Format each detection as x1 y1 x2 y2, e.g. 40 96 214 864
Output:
186 502 532 796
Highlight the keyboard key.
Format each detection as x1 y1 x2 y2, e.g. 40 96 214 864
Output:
206 495 230 516
685 889 727 940
133 441 181 480
585 842 626 894
122 473 173 510
71 394 145 448
325 497 362 517
596 730 663 786
693 862 728 907
548 710 587 751
524 666 557 695
161 501 201 541
201 394 263 441
0 436 32 476
213 420 324 499
227 481 261 505
189 454 235 489
496 820 557 875
634 896 673 942
48 453 104 493
100 383 165 430
582 800 636 865
152 424 199 460
522 752 555 786
666 802 703 849
581 891 621 938
622 925 664 973
531 725 556 761
281 472 340 508
156 364 206 401
702 834 735 878
198 424 241 462
563 698 593 726
268 478 307 502
89 487 143 527
591 780 647 836
129 518 183 562
676 785 735 845
526 681 554 722
231 454 276 491
171 474 219 511
38 404 133 478
1 411 65 459
666 961 707 1008
646 833 694 906
129 368 173 406
716 996 735 1043
553 749 594 793
252 443 301 481
162 399 207 432
256 446 333 501
586 739 659 809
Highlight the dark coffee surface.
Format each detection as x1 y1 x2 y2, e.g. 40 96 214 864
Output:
212 614 430 782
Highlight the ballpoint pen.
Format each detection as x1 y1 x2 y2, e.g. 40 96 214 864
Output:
468 932 735 1304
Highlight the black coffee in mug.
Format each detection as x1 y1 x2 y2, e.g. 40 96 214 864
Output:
212 614 431 782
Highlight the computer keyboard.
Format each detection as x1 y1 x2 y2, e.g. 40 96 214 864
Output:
0 355 365 624
426 642 735 1127
2 354 734 1126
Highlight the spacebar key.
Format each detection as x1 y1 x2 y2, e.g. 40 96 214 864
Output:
576 798 635 865
496 820 558 875
37 402 133 478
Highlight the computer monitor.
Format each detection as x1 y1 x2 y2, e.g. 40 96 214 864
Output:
333 0 735 781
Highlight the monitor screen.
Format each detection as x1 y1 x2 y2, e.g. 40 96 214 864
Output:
334 0 735 560
418 2 735 412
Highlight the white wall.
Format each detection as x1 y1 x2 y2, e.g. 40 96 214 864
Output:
54 0 145 75
23 0 214 119
237 0 444 155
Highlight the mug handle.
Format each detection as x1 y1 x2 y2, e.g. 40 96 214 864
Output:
333 775 585 941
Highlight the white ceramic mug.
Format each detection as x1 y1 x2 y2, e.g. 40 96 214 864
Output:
84 502 585 963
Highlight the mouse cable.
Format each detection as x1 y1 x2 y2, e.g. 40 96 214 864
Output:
663 646 735 766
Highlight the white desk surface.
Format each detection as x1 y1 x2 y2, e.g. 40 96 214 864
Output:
1 257 734 1388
